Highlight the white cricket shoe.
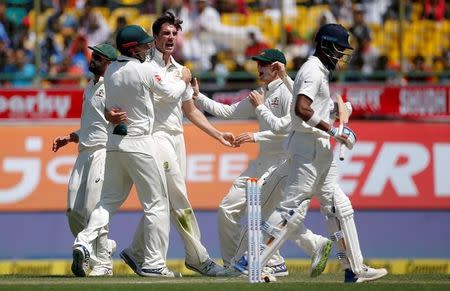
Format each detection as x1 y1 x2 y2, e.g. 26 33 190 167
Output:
345 265 388 283
89 266 113 276
72 245 90 277
265 262 289 277
310 238 332 277
186 259 240 277
141 267 182 278
107 239 117 255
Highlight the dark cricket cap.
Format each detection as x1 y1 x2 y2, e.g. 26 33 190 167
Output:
116 25 154 50
251 49 287 65
88 43 118 61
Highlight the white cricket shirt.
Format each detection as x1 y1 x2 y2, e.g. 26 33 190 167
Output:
151 49 192 134
290 56 331 137
76 77 108 152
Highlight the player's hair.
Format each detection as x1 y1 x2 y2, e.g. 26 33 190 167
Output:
152 11 183 36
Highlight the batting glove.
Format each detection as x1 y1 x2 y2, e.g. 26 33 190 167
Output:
329 126 357 150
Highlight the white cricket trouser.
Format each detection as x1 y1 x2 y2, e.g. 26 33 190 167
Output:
127 131 209 267
266 131 336 249
67 147 110 268
74 137 170 269
219 154 290 266
67 147 105 237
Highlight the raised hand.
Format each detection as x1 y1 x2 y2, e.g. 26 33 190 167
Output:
248 90 264 107
271 61 287 79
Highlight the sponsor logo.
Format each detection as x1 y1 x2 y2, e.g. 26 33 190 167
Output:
0 91 72 118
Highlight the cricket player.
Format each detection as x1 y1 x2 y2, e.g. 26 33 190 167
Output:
109 12 237 277
192 49 332 277
52 43 117 276
250 23 388 283
71 25 191 278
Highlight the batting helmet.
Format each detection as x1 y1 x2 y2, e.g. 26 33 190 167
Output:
315 23 353 50
116 25 154 55
314 23 353 69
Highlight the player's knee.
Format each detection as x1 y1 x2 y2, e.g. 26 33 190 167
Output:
334 188 354 219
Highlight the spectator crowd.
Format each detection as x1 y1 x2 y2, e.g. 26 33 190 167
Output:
1 0 449 87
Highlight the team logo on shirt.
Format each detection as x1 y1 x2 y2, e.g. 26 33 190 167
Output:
163 161 170 172
154 74 162 82
96 88 105 98
270 97 279 106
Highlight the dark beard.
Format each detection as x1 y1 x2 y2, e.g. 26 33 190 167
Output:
89 63 103 76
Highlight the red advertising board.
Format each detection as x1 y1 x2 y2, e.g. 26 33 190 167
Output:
0 121 449 212
0 89 83 119
330 84 450 119
0 85 449 121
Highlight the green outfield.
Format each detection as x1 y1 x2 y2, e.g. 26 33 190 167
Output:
0 273 449 291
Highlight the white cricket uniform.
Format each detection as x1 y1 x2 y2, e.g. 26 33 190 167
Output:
126 49 212 268
74 55 187 269
67 77 108 268
261 55 338 254
195 79 325 267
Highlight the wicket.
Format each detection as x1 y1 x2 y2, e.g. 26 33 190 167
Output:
246 178 263 283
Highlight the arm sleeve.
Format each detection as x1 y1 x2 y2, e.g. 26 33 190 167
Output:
294 65 321 101
254 104 291 134
253 130 287 142
182 85 194 102
195 93 254 119
144 67 187 103
281 75 294 94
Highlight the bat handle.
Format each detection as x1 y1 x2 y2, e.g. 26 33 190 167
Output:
339 143 346 161
338 123 346 161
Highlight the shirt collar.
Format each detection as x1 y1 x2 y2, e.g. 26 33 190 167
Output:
264 78 283 92
309 55 329 76
153 48 179 69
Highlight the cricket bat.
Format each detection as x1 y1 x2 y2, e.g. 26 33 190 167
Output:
336 95 349 161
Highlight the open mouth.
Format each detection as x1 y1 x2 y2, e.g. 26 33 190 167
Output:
166 43 174 50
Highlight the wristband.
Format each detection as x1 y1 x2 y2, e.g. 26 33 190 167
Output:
306 112 321 127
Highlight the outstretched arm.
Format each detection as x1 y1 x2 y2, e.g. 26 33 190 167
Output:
191 78 254 119
182 99 236 147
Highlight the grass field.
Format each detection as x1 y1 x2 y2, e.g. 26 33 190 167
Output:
0 273 449 291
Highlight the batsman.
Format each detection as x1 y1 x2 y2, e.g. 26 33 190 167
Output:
250 23 388 283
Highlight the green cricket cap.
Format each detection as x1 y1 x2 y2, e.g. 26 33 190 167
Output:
251 49 286 65
116 25 154 51
88 43 118 61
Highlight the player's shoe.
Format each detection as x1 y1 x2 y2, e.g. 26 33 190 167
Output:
266 262 289 277
120 248 143 276
141 267 182 278
310 238 332 277
89 266 113 276
344 266 388 283
107 239 117 255
233 254 249 275
71 245 90 277
186 259 240 277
